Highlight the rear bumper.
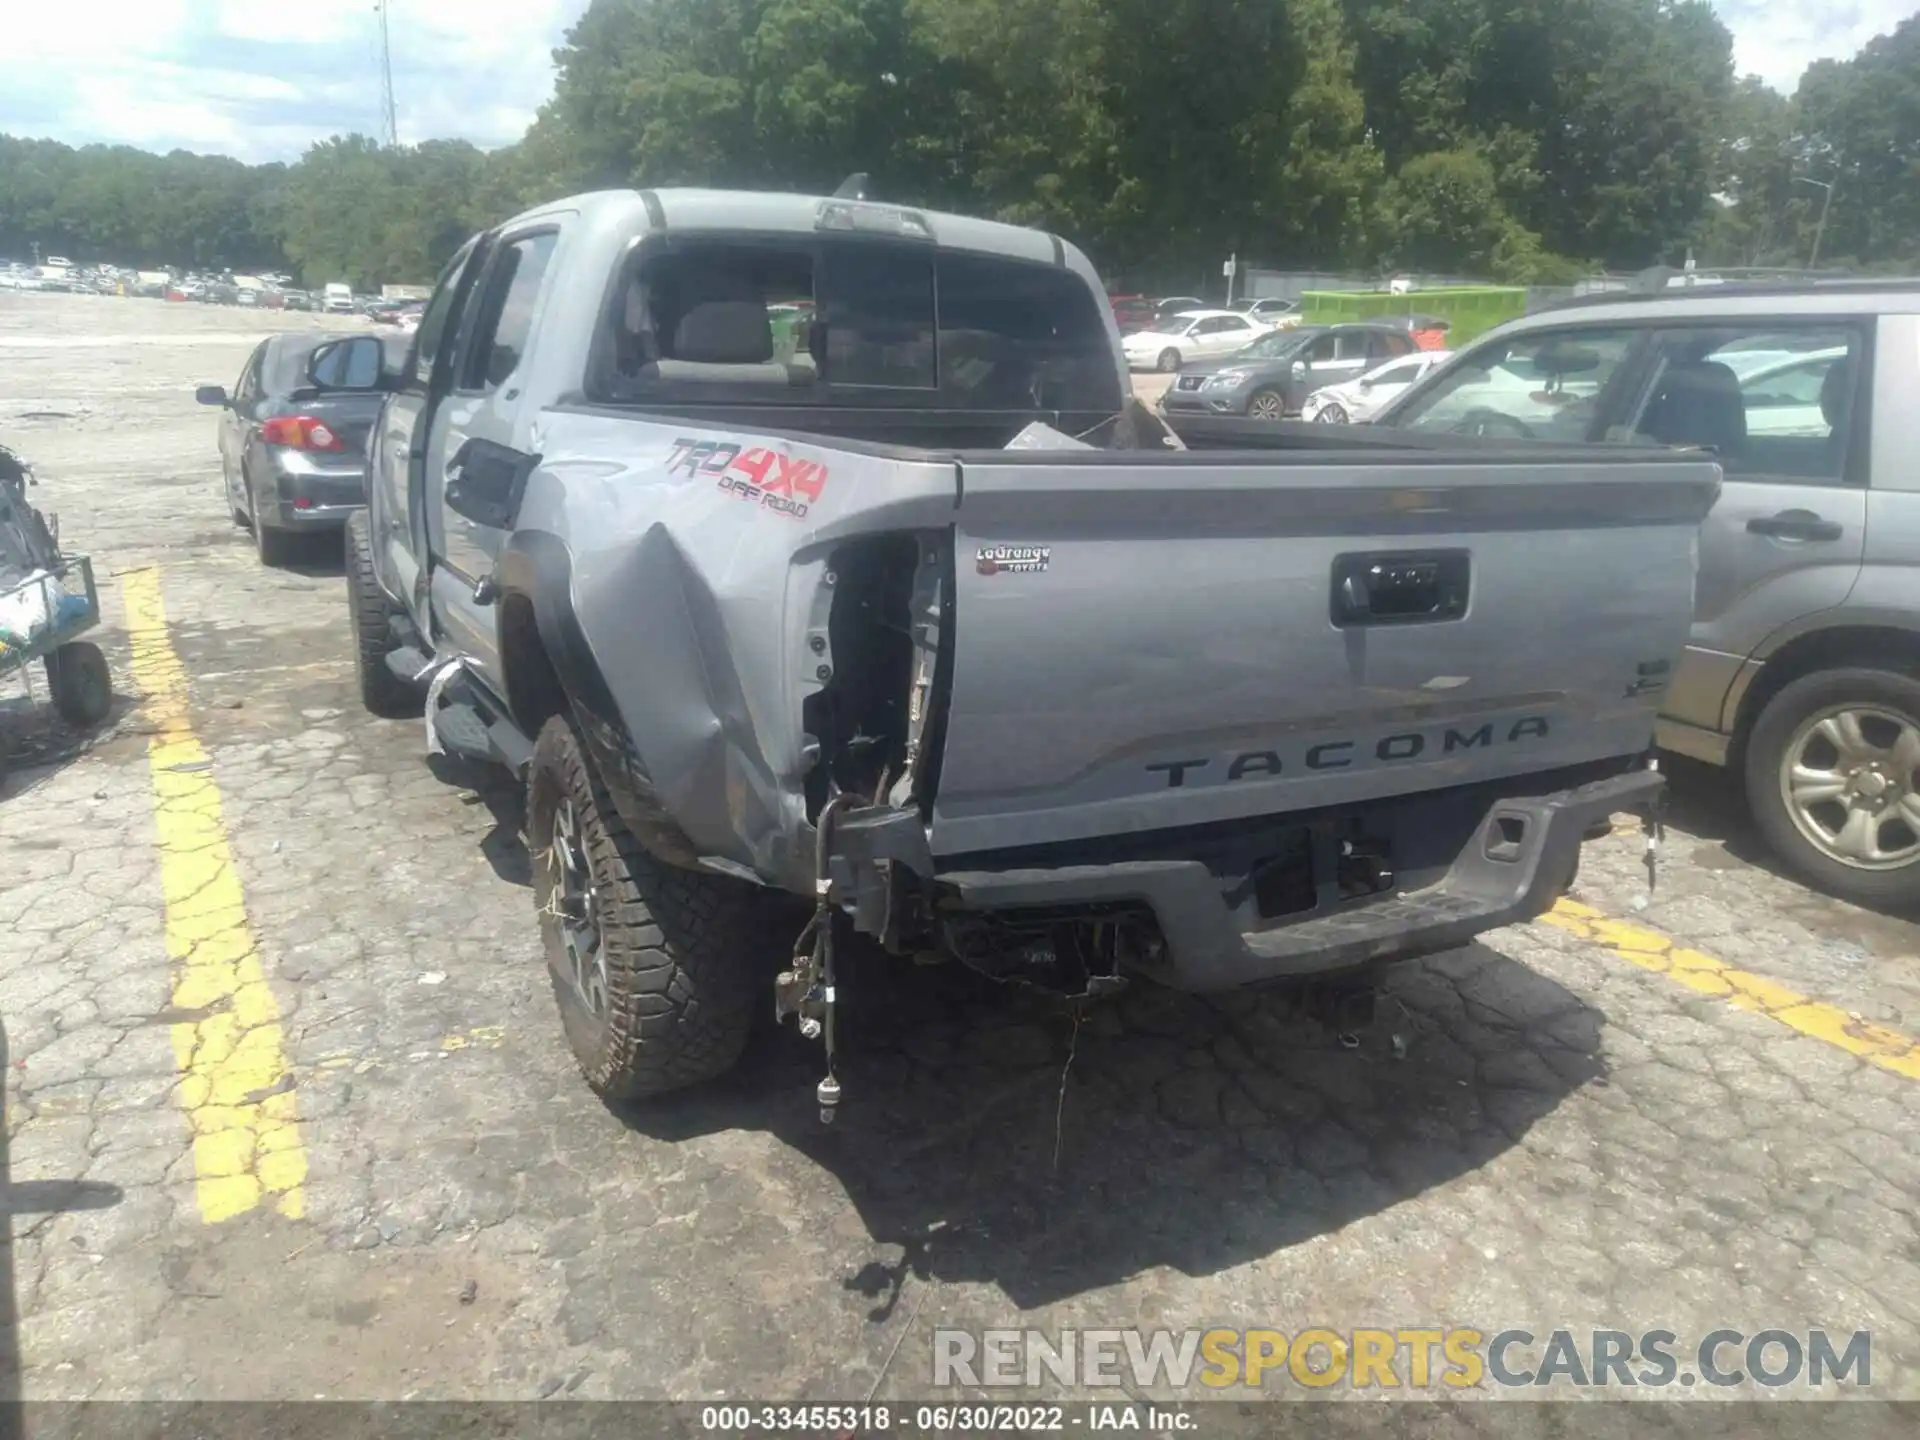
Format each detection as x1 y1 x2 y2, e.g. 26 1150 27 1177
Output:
934 764 1661 992
259 456 366 530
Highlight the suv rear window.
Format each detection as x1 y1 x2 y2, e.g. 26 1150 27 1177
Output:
591 236 1121 414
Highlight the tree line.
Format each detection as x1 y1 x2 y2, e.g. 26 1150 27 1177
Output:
1 1 1914 292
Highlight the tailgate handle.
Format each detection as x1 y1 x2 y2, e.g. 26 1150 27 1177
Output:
1331 550 1470 627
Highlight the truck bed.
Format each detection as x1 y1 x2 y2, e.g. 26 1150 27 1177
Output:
533 403 1718 888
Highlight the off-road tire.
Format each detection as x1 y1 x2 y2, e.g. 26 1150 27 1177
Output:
45 641 112 728
345 509 418 717
529 714 764 1100
1746 666 1920 908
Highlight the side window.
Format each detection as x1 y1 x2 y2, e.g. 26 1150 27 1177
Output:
407 239 479 388
1370 360 1423 387
1333 332 1371 362
1306 333 1341 363
1393 327 1639 440
234 343 266 400
1629 326 1859 482
1369 331 1411 362
459 231 558 393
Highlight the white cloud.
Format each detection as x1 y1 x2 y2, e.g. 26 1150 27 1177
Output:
0 0 591 161
1720 1 1918 93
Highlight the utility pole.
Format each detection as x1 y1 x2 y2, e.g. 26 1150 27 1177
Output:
377 0 399 148
1793 174 1836 270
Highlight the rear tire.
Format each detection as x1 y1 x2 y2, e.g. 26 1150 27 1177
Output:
1745 666 1920 908
345 509 418 717
528 714 767 1100
252 502 294 567
45 641 112 729
1156 348 1181 373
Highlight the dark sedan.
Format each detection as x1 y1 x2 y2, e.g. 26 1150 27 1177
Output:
196 332 404 565
1156 321 1418 419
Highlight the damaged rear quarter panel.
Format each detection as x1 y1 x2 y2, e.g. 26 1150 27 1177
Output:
517 408 960 888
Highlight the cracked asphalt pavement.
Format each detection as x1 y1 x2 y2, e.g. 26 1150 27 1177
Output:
1 295 1917 1410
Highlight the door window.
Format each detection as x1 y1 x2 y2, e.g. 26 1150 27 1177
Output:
1332 332 1372 362
459 231 559 393
1391 326 1639 441
406 237 480 389
1368 359 1425 388
1305 333 1341 364
234 342 266 402
1630 326 1860 483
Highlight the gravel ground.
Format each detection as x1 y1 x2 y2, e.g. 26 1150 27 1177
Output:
1 291 1916 1423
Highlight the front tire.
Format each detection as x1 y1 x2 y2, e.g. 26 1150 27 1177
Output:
1248 389 1286 420
528 715 766 1100
1156 348 1182 373
1314 401 1349 424
345 509 418 717
1745 666 1920 907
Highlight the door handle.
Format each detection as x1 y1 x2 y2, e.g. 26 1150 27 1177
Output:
1748 510 1843 542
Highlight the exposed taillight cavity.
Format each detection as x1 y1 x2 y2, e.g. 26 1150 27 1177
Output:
261 415 343 451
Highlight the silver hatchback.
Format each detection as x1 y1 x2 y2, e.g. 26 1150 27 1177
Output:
1378 280 1920 906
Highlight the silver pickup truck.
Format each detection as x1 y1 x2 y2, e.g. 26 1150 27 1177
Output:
340 186 1719 1107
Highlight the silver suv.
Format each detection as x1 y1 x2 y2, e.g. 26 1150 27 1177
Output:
1379 281 1920 907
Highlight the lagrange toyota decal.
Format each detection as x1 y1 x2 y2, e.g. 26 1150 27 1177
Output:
665 437 828 520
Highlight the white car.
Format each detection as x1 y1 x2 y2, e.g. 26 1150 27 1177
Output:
1122 309 1270 372
1301 350 1454 423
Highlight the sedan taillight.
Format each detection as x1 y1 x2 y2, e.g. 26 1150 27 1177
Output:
261 416 344 451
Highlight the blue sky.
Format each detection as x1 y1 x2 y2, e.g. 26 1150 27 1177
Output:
3 1 1916 164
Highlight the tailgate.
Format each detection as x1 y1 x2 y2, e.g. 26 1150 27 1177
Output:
927 451 1718 857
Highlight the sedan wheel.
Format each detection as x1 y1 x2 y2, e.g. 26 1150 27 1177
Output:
1314 401 1350 424
1248 390 1285 420
1156 348 1181 373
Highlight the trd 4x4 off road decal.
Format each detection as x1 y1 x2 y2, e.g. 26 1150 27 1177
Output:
666 437 828 520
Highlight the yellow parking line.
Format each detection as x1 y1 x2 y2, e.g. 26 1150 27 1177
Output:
1543 898 1920 1082
121 569 307 1222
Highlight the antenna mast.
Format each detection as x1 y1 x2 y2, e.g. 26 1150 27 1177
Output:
377 0 399 147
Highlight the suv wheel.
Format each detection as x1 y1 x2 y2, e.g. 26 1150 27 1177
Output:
1248 390 1286 420
528 715 766 1099
345 509 418 717
1745 667 1920 906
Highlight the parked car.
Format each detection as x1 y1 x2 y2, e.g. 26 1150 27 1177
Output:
1121 309 1270 372
346 185 1713 1104
1158 321 1419 417
1375 281 1920 905
1109 295 1158 334
1232 297 1301 327
1152 295 1206 323
194 330 407 565
282 289 314 312
323 282 355 314
1301 349 1454 424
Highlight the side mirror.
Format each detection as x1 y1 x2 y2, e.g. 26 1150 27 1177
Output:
307 334 388 392
1291 361 1307 380
1358 378 1375 391
195 385 228 407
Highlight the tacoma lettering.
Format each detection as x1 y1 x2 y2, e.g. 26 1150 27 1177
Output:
1147 717 1552 787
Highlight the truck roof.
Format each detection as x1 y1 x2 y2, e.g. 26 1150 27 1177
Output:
503 187 1073 272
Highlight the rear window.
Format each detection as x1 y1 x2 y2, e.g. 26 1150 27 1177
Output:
591 236 1121 414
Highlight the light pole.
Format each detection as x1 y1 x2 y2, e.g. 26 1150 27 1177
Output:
1793 175 1836 270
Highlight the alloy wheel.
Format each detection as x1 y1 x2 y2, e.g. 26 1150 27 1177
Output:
548 794 609 1016
1779 704 1920 870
